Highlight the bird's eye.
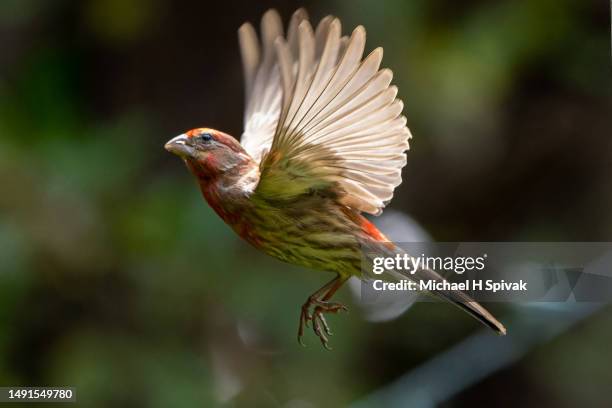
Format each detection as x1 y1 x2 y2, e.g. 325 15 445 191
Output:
198 132 213 143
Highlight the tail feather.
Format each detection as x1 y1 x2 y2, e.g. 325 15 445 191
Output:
358 217 506 335
453 298 507 335
395 266 507 335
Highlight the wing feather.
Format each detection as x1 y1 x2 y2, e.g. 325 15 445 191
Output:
239 9 289 163
238 9 412 215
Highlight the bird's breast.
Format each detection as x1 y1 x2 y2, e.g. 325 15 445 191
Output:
199 181 374 276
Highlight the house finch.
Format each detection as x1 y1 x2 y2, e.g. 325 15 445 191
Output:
165 8 506 348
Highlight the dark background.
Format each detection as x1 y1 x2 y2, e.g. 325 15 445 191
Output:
1 0 611 406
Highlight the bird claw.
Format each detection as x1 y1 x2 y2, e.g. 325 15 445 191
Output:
314 307 335 336
298 305 311 346
297 298 348 349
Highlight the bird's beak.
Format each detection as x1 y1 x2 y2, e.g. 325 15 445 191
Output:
165 134 193 157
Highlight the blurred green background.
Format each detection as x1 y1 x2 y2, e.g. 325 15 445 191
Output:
1 0 611 406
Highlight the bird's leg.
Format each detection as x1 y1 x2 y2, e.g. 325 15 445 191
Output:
298 275 349 349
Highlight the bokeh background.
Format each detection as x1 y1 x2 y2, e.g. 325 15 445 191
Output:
1 0 611 406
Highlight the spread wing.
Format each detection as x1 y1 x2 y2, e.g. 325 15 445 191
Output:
239 9 307 164
238 9 411 215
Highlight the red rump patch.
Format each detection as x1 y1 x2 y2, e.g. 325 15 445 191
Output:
361 217 388 242
342 208 394 249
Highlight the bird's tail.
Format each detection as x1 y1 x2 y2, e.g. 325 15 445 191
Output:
389 266 507 335
356 215 506 334
413 266 505 334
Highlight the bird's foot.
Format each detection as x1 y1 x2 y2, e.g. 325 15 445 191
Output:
298 297 348 350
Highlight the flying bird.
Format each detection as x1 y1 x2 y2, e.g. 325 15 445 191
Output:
165 8 506 348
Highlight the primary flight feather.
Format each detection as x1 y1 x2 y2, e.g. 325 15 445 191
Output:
165 8 506 348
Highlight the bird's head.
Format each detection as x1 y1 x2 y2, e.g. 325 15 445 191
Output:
165 128 252 181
